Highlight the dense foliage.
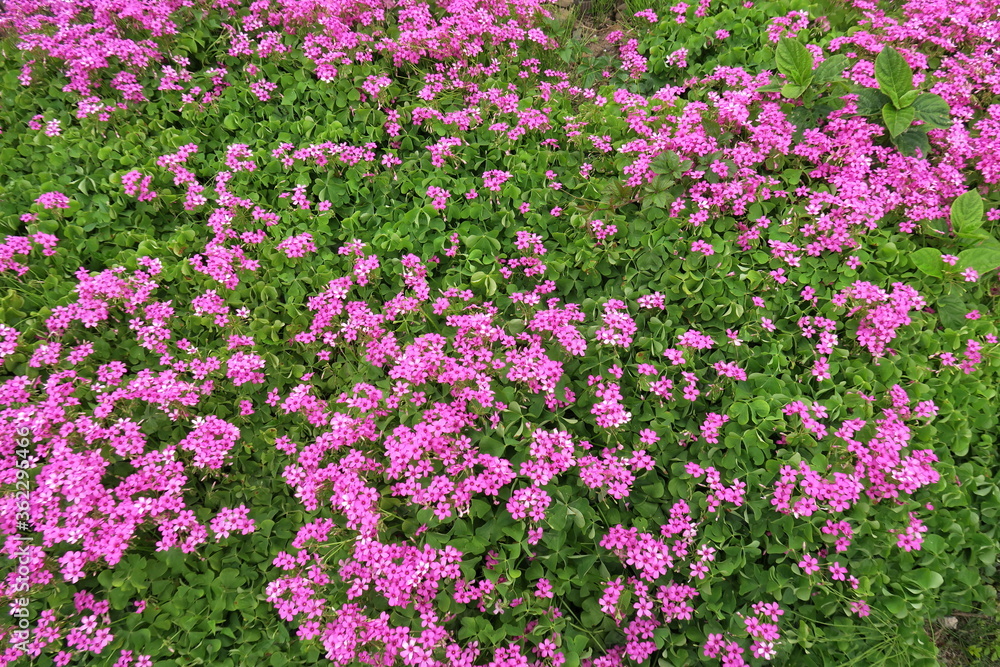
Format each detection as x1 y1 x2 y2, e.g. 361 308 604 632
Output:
1 0 999 665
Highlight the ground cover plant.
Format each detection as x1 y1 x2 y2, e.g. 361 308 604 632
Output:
0 0 999 664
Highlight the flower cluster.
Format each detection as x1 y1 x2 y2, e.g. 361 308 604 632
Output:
595 300 637 348
277 233 317 258
121 171 158 201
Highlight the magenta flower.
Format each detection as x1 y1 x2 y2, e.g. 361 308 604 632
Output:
798 554 820 575
850 600 871 617
482 169 512 191
35 191 71 209
277 233 317 258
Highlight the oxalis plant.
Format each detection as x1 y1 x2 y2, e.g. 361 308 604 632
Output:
0 0 999 666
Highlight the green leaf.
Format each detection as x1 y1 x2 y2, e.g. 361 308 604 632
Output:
874 46 914 107
893 127 931 157
218 567 244 589
882 104 916 137
781 83 808 99
756 83 783 93
853 88 890 116
950 189 984 235
902 568 945 590
883 596 907 617
898 89 920 108
912 93 952 129
548 502 567 531
910 248 944 278
958 246 1000 273
775 38 815 86
937 288 968 330
813 55 847 83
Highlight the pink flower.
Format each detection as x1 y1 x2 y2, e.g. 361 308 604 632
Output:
35 192 71 209
210 505 256 540
703 634 726 658
690 561 709 579
482 169 512 191
639 429 659 445
751 641 776 660
638 292 665 309
179 416 241 469
798 554 820 575
277 233 317 258
691 240 714 255
426 186 451 210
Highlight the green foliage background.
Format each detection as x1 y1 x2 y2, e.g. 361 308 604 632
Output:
1 0 999 665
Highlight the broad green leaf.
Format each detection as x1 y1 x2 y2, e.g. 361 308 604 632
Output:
958 246 1000 273
936 288 968 330
912 93 952 129
874 46 914 107
775 38 815 86
853 88 890 116
898 89 919 108
781 83 808 99
813 55 847 83
883 105 916 137
950 189 983 235
756 82 784 93
910 247 944 277
893 127 931 157
902 568 945 590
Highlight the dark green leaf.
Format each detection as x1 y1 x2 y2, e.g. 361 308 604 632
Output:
893 127 931 157
874 46 914 107
912 93 952 129
775 38 815 86
813 55 847 83
853 88 890 116
937 289 968 330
